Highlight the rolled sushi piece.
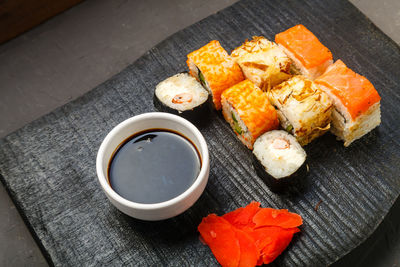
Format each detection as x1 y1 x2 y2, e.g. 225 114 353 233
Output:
268 75 333 146
314 60 381 146
221 80 279 150
275 24 333 80
252 130 308 192
154 72 211 122
231 36 292 91
187 40 244 110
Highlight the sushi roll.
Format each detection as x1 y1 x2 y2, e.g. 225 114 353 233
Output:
154 73 211 122
268 76 333 146
314 60 381 146
275 24 333 80
187 40 244 110
231 36 292 91
221 80 279 150
252 130 308 192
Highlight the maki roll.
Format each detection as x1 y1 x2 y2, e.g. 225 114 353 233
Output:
154 73 211 122
275 24 333 80
252 130 308 192
231 36 292 91
187 40 244 110
314 60 381 146
268 76 333 146
221 80 279 150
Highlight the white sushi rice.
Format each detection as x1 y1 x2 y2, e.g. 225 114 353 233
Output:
155 73 209 112
253 130 306 179
221 99 253 149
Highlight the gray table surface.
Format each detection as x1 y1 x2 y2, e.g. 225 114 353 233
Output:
0 0 399 266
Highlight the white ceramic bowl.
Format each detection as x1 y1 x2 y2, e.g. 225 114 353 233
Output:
96 112 209 221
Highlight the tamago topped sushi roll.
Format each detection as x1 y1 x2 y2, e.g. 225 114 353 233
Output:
231 36 292 91
187 40 244 110
268 75 333 146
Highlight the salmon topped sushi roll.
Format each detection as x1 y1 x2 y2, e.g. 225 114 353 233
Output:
268 76 333 146
231 36 292 91
187 40 244 110
275 24 333 80
221 80 279 149
314 60 381 146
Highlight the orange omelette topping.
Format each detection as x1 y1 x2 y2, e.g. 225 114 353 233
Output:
222 80 279 140
315 60 381 119
187 40 244 110
275 24 332 69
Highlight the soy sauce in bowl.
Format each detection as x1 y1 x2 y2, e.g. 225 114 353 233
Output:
108 129 201 204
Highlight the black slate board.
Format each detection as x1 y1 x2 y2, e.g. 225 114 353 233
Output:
1 0 400 265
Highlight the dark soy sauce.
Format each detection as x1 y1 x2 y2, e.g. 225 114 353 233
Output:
108 129 201 204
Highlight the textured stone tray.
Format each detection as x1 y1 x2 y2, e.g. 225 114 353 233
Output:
0 0 399 265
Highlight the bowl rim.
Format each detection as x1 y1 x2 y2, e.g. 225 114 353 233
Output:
96 112 209 211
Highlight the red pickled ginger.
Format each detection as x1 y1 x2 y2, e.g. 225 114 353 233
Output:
198 202 302 267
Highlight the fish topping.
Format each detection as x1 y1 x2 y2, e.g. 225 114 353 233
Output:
172 93 193 104
314 60 380 120
272 138 290 149
275 24 333 69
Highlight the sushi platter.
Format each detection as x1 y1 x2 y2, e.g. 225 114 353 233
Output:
152 23 382 265
0 0 399 266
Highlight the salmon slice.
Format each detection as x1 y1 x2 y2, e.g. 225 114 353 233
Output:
314 59 381 146
187 40 244 110
314 60 381 120
275 24 333 79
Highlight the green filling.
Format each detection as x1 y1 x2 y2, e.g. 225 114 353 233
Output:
231 112 243 135
285 124 293 133
198 70 206 87
231 112 238 123
234 124 243 135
